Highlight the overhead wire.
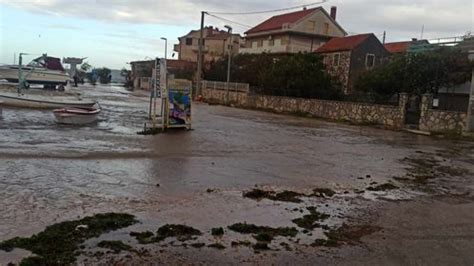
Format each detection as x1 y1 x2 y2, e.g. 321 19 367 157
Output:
206 13 253 30
207 0 328 16
205 1 331 33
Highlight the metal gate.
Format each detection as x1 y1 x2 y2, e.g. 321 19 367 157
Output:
405 95 421 127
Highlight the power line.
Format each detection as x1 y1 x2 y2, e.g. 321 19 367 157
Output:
207 0 328 16
206 13 253 30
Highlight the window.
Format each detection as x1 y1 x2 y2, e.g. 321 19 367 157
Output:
307 20 316 31
333 53 341 66
324 23 330 34
268 39 275 46
366 54 375 69
185 38 193 45
281 36 289 45
257 40 263 47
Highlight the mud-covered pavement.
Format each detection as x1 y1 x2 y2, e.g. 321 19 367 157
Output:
1 84 473 265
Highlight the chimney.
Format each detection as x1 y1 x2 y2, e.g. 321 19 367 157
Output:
330 6 337 20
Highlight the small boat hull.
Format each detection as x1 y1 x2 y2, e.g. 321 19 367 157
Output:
53 105 101 125
0 92 96 109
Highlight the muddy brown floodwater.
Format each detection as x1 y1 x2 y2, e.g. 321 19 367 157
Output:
1 84 473 265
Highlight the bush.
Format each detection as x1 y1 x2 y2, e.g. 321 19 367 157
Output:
355 47 472 97
96 67 112 84
204 53 343 100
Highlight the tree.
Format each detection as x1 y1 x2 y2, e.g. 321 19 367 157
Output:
355 47 473 98
96 67 111 84
86 69 98 85
258 53 342 99
204 53 342 100
205 53 274 86
80 62 92 72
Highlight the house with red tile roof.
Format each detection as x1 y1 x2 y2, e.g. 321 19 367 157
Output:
240 6 347 54
315 33 390 94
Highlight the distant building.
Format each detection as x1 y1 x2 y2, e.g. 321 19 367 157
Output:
455 36 474 52
129 59 196 90
130 60 154 90
166 60 196 80
240 6 347 54
316 33 390 94
384 39 430 54
173 26 242 65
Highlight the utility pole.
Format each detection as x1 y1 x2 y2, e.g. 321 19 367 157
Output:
196 11 207 99
152 58 158 128
466 51 474 132
225 25 233 104
420 25 425 39
382 31 386 44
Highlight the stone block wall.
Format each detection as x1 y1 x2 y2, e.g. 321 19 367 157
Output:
419 110 467 132
202 87 406 128
202 88 250 107
203 88 470 133
419 94 467 132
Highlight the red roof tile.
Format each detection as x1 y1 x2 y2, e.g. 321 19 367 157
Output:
383 41 411 54
245 7 320 35
315 33 373 53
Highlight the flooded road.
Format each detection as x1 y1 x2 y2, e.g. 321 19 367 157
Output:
1 84 473 264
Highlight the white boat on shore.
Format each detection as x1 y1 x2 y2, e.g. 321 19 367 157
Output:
0 91 97 109
53 104 101 125
0 54 70 88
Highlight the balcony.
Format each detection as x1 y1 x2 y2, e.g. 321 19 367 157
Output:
173 44 180 52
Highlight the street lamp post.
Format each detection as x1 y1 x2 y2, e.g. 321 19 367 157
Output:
224 25 232 105
17 53 29 94
160 37 168 60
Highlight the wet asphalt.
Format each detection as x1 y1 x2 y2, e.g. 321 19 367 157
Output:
0 84 473 264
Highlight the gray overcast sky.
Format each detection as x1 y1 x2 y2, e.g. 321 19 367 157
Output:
2 0 473 40
0 0 472 68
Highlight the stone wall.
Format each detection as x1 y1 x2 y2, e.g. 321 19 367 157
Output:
323 51 351 94
203 87 470 133
419 110 467 132
202 87 407 128
203 88 251 108
419 94 467 132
